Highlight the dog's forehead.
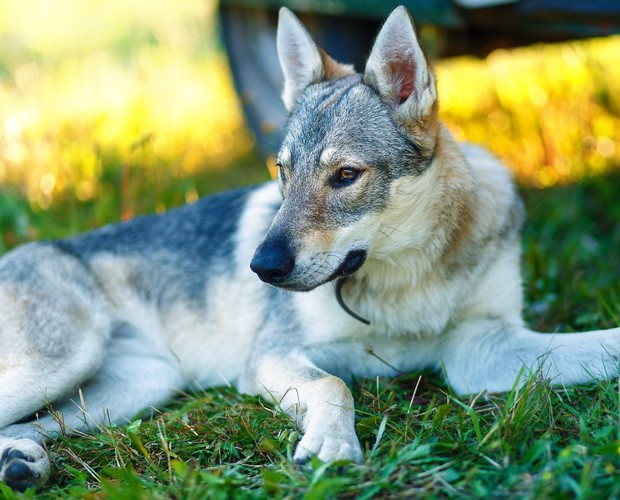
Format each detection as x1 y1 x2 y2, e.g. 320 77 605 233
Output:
281 77 393 168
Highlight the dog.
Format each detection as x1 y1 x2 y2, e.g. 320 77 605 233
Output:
1 6 619 491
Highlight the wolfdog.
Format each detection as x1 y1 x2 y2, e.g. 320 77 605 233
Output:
0 6 618 491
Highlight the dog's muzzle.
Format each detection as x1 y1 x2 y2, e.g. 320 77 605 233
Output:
251 236 367 290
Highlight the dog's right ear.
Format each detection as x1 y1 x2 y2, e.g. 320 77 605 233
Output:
277 8 354 112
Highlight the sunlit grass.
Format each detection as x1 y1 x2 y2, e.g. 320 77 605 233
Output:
0 0 254 219
437 37 620 187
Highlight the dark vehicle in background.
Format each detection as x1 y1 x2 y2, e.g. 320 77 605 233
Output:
218 0 620 157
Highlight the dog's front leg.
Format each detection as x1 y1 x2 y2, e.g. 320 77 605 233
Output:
242 351 363 464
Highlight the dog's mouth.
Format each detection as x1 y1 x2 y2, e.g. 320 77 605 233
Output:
268 249 368 293
330 249 367 280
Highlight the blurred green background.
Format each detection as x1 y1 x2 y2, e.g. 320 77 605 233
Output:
0 0 619 248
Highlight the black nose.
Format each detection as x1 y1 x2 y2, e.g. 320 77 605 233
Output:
250 237 295 285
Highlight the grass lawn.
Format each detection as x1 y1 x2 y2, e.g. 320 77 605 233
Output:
0 0 619 498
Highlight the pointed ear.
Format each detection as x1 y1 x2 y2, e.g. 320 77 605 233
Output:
277 7 354 112
363 6 437 122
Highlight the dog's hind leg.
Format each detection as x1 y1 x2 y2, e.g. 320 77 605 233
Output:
0 244 116 491
2 321 185 438
440 319 620 394
0 244 115 429
0 321 184 491
0 244 184 490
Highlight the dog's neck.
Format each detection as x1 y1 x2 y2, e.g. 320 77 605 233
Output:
342 125 479 333
367 125 475 275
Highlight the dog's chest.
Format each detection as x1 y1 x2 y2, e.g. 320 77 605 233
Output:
292 288 442 376
293 281 452 342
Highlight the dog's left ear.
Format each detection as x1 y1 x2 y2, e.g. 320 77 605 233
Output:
277 7 355 112
363 6 438 123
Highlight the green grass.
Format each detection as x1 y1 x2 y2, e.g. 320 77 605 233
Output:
521 173 620 333
1 172 619 499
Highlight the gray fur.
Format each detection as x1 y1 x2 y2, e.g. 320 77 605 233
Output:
279 76 430 223
55 185 256 305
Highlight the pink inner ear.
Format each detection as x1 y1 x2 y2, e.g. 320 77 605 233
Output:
388 57 416 105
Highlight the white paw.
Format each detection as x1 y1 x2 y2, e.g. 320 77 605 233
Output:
0 439 50 492
293 429 363 464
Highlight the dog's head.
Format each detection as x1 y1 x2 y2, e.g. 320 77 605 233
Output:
250 6 440 291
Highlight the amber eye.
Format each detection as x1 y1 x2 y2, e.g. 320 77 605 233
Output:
339 167 357 181
331 166 361 188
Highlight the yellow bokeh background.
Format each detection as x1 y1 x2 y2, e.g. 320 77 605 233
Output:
0 0 254 215
437 39 620 188
0 0 619 216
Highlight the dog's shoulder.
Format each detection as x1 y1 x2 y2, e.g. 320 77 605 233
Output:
458 142 525 242
39 182 280 309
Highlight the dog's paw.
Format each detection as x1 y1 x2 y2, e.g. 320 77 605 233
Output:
293 430 363 465
0 439 50 492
